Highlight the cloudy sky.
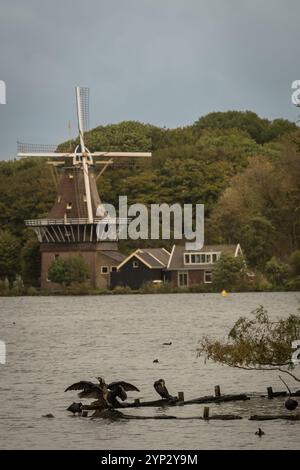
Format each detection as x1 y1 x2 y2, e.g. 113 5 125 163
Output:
0 0 299 160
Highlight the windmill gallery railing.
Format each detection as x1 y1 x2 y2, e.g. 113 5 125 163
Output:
25 217 130 243
25 218 129 226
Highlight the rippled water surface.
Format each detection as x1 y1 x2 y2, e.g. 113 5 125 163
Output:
0 292 300 449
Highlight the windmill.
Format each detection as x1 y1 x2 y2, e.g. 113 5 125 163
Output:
18 86 151 289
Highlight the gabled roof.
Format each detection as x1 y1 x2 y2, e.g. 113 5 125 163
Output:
102 251 127 263
167 244 242 270
117 248 171 270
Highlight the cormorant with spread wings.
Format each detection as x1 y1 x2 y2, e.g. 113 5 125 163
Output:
65 377 140 408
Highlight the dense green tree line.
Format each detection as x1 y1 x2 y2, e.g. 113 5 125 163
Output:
0 110 299 290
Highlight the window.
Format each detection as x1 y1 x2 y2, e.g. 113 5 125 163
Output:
66 202 72 210
178 272 188 287
83 195 87 202
183 252 221 264
69 174 74 179
110 266 117 272
57 195 61 203
54 254 59 260
101 266 109 274
133 260 139 268
204 271 213 283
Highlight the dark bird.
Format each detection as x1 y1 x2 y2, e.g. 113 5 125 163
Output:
285 397 298 411
65 377 139 408
106 381 140 408
65 378 106 400
67 402 83 415
153 359 159 363
255 428 265 437
154 379 173 400
42 413 55 418
163 342 172 346
279 375 299 411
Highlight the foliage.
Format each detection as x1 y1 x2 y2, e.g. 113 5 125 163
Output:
198 306 300 382
265 257 290 288
1 112 300 289
290 250 300 276
20 235 41 286
0 230 21 281
11 275 25 295
212 254 246 291
194 111 296 144
47 256 90 287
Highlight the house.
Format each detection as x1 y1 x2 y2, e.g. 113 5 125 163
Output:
42 245 126 290
166 243 243 288
111 248 171 290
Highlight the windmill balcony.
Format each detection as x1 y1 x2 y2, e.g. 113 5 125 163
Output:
25 217 129 226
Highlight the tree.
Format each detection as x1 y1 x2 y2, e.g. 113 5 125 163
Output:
212 254 246 291
265 256 290 288
48 257 90 287
21 236 41 286
194 111 296 144
290 250 300 276
0 230 21 281
198 306 300 382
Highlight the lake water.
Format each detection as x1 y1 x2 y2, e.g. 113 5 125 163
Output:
0 292 300 450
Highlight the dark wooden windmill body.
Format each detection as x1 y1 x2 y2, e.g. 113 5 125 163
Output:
18 87 151 289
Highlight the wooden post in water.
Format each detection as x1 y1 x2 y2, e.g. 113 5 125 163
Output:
134 398 140 406
267 387 274 399
214 385 221 397
203 406 210 420
82 410 88 417
178 392 184 402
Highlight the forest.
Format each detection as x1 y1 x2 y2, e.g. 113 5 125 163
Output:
0 110 300 292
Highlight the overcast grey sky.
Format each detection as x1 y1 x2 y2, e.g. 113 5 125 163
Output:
0 0 300 160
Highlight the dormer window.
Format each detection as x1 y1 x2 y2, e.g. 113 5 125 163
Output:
133 260 139 268
184 252 221 265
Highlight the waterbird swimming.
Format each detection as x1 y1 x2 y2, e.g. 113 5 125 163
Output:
255 428 265 437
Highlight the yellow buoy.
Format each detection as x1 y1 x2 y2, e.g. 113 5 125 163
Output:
222 289 228 297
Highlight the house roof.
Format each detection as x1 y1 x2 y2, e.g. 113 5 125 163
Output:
167 244 241 270
103 251 127 263
117 248 171 270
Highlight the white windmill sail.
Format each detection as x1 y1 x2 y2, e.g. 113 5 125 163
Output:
75 86 93 223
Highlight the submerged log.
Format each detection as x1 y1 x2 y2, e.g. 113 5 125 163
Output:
82 393 249 411
184 393 249 405
90 409 242 420
250 414 300 421
262 389 300 398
